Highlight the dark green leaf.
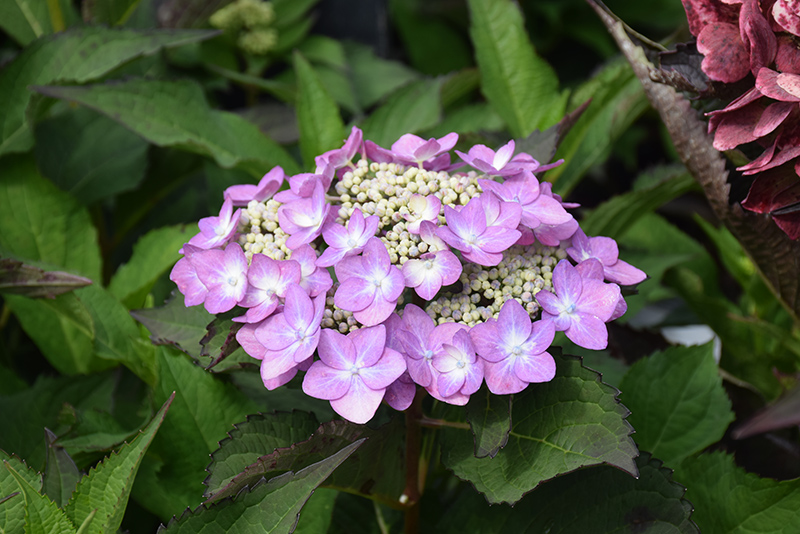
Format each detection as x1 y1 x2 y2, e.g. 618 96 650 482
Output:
108 225 193 309
360 79 443 147
343 42 420 109
5 462 77 534
426 103 505 139
0 451 43 534
674 452 800 534
204 411 320 497
294 488 337 534
620 344 734 466
33 79 300 176
440 452 698 534
467 0 562 138
43 429 80 508
0 27 218 156
465 387 511 459
34 108 149 205
0 0 53 45
293 51 345 169
0 259 92 299
272 0 319 29
200 314 244 371
131 292 215 361
82 0 142 25
156 0 228 28
158 438 363 534
440 354 638 504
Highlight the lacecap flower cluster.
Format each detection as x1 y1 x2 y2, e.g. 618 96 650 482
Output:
170 128 646 423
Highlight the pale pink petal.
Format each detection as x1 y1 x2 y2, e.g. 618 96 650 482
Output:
302 361 351 400
330 378 385 424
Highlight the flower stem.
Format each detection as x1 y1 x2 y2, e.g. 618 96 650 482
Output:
403 389 423 534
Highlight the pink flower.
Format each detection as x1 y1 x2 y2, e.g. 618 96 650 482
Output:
190 243 249 314
169 244 208 307
223 166 284 206
404 194 441 234
291 245 333 297
185 198 241 251
456 140 561 178
566 229 646 286
278 180 332 249
479 172 572 230
402 250 461 300
233 255 301 323
302 325 406 424
315 126 363 172
364 133 459 170
432 329 484 400
316 209 379 267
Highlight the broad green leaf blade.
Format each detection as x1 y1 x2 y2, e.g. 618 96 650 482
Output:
440 452 698 534
132 347 259 520
440 354 638 505
549 60 649 196
293 51 345 169
32 79 300 175
34 108 149 205
425 103 505 139
0 259 92 299
465 387 511 459
293 488 337 534
360 79 443 147
0 451 43 534
206 418 405 506
343 42 420 109
0 155 101 280
467 0 562 138
0 27 218 156
159 439 363 534
108 225 194 309
82 0 142 25
43 429 80 508
131 292 215 360
5 462 77 534
619 344 734 467
0 0 52 45
200 314 242 371
63 394 173 534
204 412 320 497
156 0 228 28
674 452 800 534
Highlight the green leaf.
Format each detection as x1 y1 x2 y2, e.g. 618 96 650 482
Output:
465 387 511 459
33 79 300 176
155 0 229 28
293 488 337 534
0 154 101 280
159 439 363 534
0 259 92 299
82 0 142 25
132 347 259 520
439 354 638 505
34 108 149 205
0 27 218 156
674 452 800 533
0 0 52 45
131 292 215 361
204 412 321 497
440 452 698 533
108 225 194 309
343 42 420 109
5 462 78 534
63 394 172 534
293 51 345 169
549 60 649 195
43 429 80 508
360 79 443 147
0 451 43 534
425 103 505 139
619 344 734 466
467 0 562 138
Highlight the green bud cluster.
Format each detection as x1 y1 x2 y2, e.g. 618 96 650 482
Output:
425 244 568 326
209 0 277 56
238 199 292 261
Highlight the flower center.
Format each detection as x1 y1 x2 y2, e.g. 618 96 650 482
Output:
511 346 522 357
349 365 360 376
456 360 465 369
295 329 306 341
347 237 357 248
565 303 576 314
423 349 433 361
227 276 240 286
424 259 434 270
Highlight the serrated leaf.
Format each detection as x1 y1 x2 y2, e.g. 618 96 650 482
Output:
159 438 363 534
0 27 218 156
43 429 80 508
360 79 443 147
0 259 92 299
465 387 511 459
108 225 194 309
674 452 800 533
132 347 259 520
0 451 43 534
294 51 345 169
5 462 77 534
206 418 405 506
131 292 215 360
0 155 100 280
63 394 173 534
200 313 242 371
33 79 300 176
440 452 698 533
467 0 562 138
620 344 734 467
34 108 149 205
439 354 638 505
204 412 320 497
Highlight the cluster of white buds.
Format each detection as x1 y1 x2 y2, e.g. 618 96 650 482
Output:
238 199 291 261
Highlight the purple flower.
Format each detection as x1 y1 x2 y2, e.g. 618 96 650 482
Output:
190 243 249 314
316 209 379 267
255 283 325 382
479 173 572 230
365 133 459 170
315 126 363 172
456 140 562 178
169 244 208 307
302 325 406 424
334 238 405 326
274 169 334 204
566 229 646 286
224 166 285 206
535 259 621 350
432 329 484 400
291 245 333 297
402 250 461 300
278 180 332 249
185 198 241 251
233 255 301 323
470 299 556 394
404 194 441 234
384 372 416 411
437 195 521 266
